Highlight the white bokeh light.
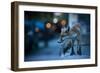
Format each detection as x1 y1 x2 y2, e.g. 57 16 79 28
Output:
53 18 58 23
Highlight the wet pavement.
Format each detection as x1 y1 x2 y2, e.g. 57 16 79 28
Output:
25 37 90 61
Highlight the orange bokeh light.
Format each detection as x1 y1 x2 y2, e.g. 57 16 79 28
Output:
46 23 52 29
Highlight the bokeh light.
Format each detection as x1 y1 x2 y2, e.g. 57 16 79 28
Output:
46 23 52 29
35 27 40 32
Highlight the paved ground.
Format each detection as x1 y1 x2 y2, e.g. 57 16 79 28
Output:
24 36 90 61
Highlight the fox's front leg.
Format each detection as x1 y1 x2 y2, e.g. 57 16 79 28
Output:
77 39 81 55
59 43 65 57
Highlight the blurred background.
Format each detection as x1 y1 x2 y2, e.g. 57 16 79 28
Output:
24 11 90 61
